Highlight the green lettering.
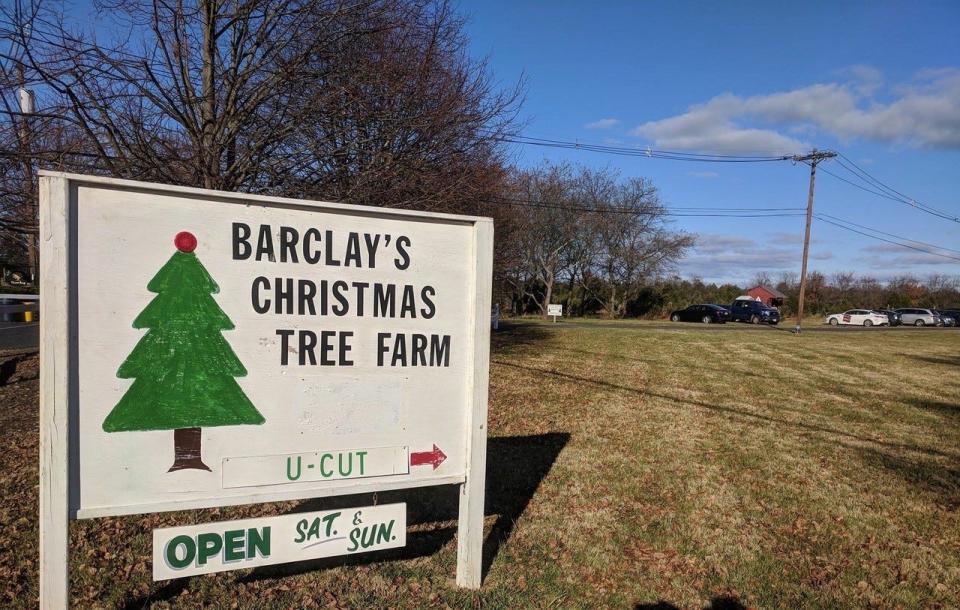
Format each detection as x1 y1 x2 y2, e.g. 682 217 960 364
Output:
247 527 271 559
197 532 222 566
223 529 245 562
322 512 341 537
347 527 361 552
165 535 195 570
338 452 353 476
320 453 334 477
356 451 367 475
306 518 321 540
294 519 308 543
376 520 395 544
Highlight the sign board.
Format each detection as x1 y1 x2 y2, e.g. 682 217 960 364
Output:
39 172 492 606
153 503 405 580
547 304 562 316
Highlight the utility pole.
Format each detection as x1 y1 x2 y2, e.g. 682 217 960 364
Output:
791 149 836 333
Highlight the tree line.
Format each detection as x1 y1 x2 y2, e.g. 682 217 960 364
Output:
547 272 960 320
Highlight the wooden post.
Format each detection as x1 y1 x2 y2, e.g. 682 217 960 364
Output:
39 175 71 609
456 219 492 588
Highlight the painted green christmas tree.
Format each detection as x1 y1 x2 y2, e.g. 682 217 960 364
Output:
102 231 264 472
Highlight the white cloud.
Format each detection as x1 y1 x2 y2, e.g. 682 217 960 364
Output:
584 118 621 130
631 67 960 153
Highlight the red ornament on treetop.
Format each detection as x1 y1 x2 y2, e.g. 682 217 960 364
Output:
174 231 197 253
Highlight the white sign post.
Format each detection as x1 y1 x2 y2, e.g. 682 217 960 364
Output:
38 172 493 607
547 303 563 323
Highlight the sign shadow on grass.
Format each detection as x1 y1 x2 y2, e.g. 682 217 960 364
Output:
122 433 569 607
635 596 747 610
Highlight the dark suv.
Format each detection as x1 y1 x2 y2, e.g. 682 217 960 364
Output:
729 299 781 325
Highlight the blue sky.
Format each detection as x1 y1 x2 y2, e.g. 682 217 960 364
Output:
463 1 960 285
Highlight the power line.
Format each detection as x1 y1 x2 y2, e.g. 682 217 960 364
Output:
814 215 960 263
837 153 958 220
491 134 793 162
817 213 960 256
481 195 805 217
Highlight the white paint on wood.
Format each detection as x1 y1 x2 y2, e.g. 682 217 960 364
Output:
221 446 410 488
456 220 493 588
68 176 476 514
38 171 493 591
39 175 71 609
153 503 406 580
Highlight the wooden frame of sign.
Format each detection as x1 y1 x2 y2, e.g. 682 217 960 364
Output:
38 172 492 608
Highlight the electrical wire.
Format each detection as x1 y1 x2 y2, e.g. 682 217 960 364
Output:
490 134 793 162
817 213 960 255
814 215 960 262
481 195 806 217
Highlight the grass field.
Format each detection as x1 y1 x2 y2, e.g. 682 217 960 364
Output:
2 322 959 608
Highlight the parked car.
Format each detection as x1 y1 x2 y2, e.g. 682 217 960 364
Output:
824 309 889 327
896 308 941 326
932 310 956 327
729 299 780 325
670 304 731 324
939 309 960 327
875 309 902 326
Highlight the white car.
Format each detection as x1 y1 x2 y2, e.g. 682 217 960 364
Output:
825 309 889 327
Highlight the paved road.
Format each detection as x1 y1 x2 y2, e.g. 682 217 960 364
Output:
0 322 39 351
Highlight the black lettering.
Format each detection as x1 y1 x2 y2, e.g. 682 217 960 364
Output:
412 334 427 366
391 334 406 366
319 330 336 366
276 329 294 365
353 282 369 316
304 229 322 264
364 234 380 268
319 280 329 315
394 236 411 270
256 224 275 261
232 223 252 260
279 227 299 263
373 283 395 318
377 333 390 366
251 276 270 314
298 280 317 315
345 232 362 267
420 286 436 319
332 281 349 316
325 230 341 266
400 285 417 318
340 331 354 366
430 335 450 367
276 277 294 314
299 330 318 366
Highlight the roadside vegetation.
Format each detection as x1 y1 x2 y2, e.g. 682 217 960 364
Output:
2 322 958 608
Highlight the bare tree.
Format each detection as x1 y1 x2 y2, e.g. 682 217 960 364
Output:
6 0 521 202
578 169 693 318
506 163 584 316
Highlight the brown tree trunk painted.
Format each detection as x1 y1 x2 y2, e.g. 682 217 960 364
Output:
169 427 211 472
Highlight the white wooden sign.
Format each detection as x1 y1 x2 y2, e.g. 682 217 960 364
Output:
153 503 406 580
547 304 562 316
39 172 492 607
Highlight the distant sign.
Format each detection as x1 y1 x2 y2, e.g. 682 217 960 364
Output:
547 304 563 317
39 172 493 605
153 503 406 580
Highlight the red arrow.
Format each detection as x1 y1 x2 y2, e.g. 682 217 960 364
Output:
410 444 447 470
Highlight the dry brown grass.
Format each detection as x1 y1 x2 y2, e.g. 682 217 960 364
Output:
1 322 959 608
